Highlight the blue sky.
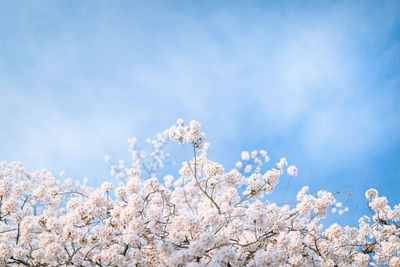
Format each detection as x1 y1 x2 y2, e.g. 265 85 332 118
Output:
1 0 399 225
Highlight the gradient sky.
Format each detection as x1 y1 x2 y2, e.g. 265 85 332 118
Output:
1 0 399 226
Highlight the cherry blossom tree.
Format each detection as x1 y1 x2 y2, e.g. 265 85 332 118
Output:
0 119 399 266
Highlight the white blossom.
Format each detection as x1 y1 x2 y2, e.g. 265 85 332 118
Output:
101 182 114 192
365 188 378 200
0 120 396 266
287 165 298 176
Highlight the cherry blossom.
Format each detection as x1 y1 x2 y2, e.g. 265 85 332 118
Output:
0 120 398 266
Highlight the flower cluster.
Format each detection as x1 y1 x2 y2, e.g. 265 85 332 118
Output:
0 120 399 266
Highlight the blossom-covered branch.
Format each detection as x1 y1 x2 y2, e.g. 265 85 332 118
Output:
0 120 399 266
